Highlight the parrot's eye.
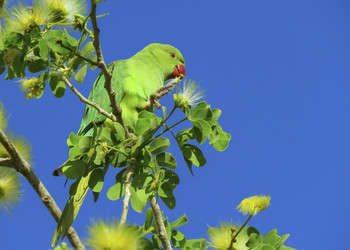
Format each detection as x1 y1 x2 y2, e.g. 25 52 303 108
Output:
170 53 176 59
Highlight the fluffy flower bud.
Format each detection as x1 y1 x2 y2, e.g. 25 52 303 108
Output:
86 220 140 250
19 77 44 100
237 195 271 216
0 167 22 214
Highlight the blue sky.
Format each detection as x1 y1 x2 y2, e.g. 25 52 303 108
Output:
1 0 350 249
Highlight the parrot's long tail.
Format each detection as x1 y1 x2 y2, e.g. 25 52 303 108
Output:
51 173 91 247
52 160 69 176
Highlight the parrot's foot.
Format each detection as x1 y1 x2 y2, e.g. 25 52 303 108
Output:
145 90 169 109
145 80 179 109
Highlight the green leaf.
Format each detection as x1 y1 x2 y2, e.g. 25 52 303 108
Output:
155 152 177 169
139 110 160 120
138 238 154 250
98 127 113 144
189 103 212 122
12 56 25 78
94 145 107 165
69 57 83 72
28 59 47 73
162 169 179 191
276 234 290 249
176 128 195 144
162 106 167 120
170 214 188 229
113 153 129 168
81 42 95 57
88 54 97 70
107 182 124 200
88 168 104 192
79 136 92 153
132 172 153 188
69 180 78 196
69 145 81 160
149 137 170 155
263 229 280 246
210 108 222 124
192 119 212 144
138 110 160 134
114 122 126 141
130 187 150 213
63 160 86 179
38 40 49 59
49 74 66 98
135 118 151 136
144 208 154 230
152 235 162 250
160 195 176 209
43 30 69 54
66 34 78 47
6 67 14 80
67 132 82 147
172 230 185 241
210 125 231 151
183 239 207 250
182 144 206 167
246 232 263 248
158 182 173 198
75 64 87 84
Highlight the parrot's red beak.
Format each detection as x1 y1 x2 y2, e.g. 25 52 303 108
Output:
172 64 186 79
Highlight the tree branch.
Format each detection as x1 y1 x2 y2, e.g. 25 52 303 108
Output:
89 1 130 137
62 76 117 123
0 157 13 167
0 128 85 249
120 164 133 224
56 40 99 66
149 197 173 250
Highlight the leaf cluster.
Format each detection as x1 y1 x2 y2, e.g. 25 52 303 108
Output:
246 227 295 250
0 19 96 98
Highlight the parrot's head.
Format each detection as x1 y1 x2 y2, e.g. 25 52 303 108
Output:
144 43 186 80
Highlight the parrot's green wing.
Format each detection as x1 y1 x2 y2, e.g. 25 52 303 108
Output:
52 43 186 247
77 61 127 136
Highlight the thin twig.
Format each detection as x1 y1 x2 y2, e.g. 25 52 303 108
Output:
89 1 130 137
62 76 117 122
0 128 84 249
230 214 253 249
0 157 13 167
149 197 173 250
56 40 99 66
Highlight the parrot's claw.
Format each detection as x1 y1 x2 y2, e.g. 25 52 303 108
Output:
145 77 180 110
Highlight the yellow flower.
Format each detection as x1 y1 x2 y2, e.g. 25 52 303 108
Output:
42 0 87 23
0 167 22 214
19 77 44 100
173 79 205 110
5 2 53 34
53 242 72 250
0 103 7 131
207 223 249 250
0 134 32 164
86 220 140 250
237 195 271 216
12 136 32 163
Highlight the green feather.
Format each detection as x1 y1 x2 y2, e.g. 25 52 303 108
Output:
52 43 185 247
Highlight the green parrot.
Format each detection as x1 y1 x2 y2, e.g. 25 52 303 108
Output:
51 43 185 247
